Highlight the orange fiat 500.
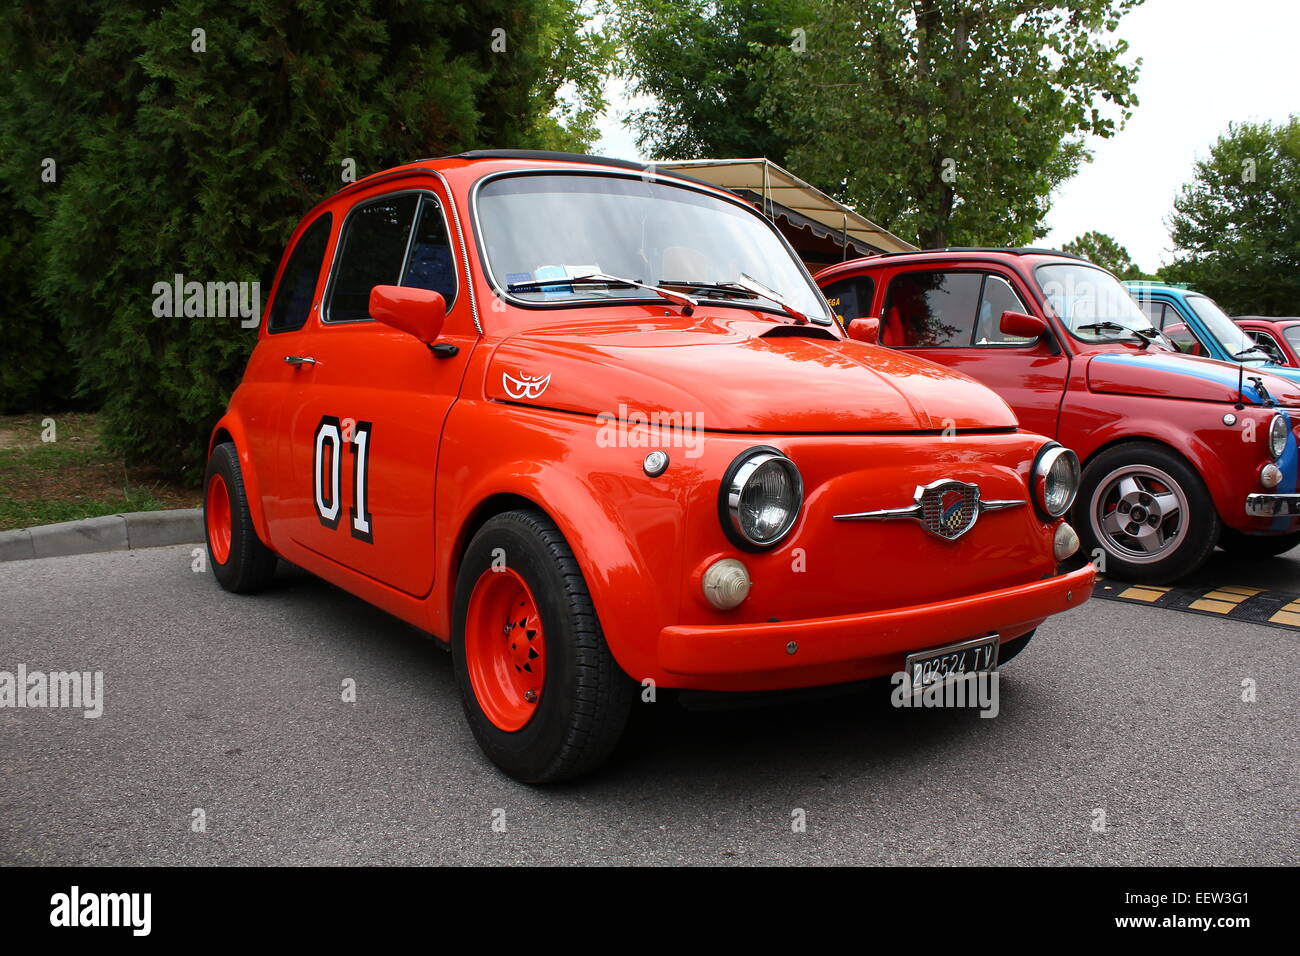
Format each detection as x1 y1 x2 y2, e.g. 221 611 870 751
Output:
203 151 1095 781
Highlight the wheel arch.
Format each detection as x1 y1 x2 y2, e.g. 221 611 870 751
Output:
207 414 273 545
441 476 671 682
1076 429 1230 522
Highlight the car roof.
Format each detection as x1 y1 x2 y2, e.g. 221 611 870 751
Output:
1122 282 1192 294
814 246 1092 281
296 151 731 225
1236 315 1300 324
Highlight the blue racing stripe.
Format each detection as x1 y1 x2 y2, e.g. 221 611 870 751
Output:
1090 353 1266 404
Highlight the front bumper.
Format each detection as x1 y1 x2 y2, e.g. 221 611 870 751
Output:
658 564 1095 677
1245 493 1300 518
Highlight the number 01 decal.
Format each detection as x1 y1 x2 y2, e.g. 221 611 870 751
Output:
314 415 374 542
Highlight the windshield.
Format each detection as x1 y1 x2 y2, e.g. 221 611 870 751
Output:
474 173 831 321
1287 325 1300 356
1035 264 1160 344
1186 294 1267 364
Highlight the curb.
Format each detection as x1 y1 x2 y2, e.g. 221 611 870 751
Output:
0 509 204 563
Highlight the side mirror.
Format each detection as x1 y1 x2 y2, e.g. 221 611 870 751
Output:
369 285 446 344
1000 310 1047 339
846 317 881 344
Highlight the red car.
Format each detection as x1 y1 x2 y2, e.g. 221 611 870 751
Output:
202 155 1094 782
1235 317 1300 368
817 249 1300 583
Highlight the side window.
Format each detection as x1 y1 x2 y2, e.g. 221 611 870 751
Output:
821 276 876 326
326 193 421 323
1164 323 1205 356
267 213 332 334
975 274 1034 345
1136 299 1164 328
882 271 981 347
400 196 458 306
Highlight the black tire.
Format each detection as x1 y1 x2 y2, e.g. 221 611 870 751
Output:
997 629 1035 666
451 509 636 783
1217 527 1300 559
1074 442 1219 585
204 442 278 593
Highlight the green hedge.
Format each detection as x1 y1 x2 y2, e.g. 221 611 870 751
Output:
0 0 606 482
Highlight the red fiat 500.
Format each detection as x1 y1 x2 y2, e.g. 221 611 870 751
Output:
817 249 1300 583
204 155 1094 782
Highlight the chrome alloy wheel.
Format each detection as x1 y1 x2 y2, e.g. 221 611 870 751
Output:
1089 464 1191 564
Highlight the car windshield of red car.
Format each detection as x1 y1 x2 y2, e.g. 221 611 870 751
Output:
1036 263 1154 344
475 172 830 322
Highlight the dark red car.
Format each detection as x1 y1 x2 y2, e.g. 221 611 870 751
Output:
1235 317 1300 368
816 249 1300 583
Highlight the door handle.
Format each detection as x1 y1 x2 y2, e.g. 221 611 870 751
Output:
283 355 317 367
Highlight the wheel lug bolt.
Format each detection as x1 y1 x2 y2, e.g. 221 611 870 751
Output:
524 690 537 702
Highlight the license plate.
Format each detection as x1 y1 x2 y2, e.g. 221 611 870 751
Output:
904 635 1000 691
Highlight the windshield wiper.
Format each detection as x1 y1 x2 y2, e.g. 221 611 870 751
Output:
1076 321 1155 347
1232 346 1269 361
733 274 825 325
659 276 825 326
506 273 698 315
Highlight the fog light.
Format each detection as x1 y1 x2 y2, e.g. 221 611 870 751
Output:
1054 522 1080 561
702 558 751 610
1261 463 1283 489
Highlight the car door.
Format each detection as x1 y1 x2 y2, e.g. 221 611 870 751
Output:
252 210 335 529
277 184 475 598
879 267 1070 439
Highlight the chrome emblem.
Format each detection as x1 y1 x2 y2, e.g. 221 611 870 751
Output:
502 371 551 400
833 478 1025 542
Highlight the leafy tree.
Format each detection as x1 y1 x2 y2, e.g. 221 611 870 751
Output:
0 0 608 479
1161 117 1300 316
754 0 1145 248
1063 230 1144 279
601 0 807 162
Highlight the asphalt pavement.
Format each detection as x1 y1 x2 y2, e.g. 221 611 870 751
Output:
1 544 1296 865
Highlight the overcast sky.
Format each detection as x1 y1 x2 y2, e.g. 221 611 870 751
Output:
593 0 1299 270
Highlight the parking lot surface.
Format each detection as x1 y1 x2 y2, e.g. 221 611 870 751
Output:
1 544 1296 865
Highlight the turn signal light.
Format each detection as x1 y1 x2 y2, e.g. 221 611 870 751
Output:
702 558 752 610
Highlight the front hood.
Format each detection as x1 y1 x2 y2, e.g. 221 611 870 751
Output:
485 314 1017 432
1086 351 1300 406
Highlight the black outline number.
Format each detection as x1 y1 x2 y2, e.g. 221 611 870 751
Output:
349 420 374 542
313 415 374 542
313 416 342 529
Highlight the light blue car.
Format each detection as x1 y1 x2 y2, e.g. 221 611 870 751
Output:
1124 281 1300 388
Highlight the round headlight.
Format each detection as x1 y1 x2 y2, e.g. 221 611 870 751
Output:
1268 414 1289 460
1033 445 1081 519
720 449 804 548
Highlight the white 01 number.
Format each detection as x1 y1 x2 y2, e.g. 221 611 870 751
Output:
313 416 373 542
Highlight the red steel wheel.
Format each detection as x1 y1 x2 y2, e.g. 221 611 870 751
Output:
463 567 547 732
205 472 233 565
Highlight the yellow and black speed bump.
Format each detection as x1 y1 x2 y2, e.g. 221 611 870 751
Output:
1091 580 1300 632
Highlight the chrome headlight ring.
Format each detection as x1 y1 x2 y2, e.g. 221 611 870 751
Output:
718 447 804 550
1032 443 1081 520
1268 413 1289 460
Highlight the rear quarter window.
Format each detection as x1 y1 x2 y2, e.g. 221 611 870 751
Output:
267 213 332 334
821 275 876 326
